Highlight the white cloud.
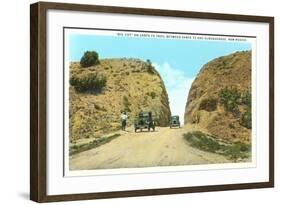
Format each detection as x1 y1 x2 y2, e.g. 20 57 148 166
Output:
153 62 194 125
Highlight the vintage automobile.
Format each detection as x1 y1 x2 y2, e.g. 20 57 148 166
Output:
134 112 155 132
170 115 181 128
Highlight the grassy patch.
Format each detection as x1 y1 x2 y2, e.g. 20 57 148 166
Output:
183 131 251 160
70 133 121 156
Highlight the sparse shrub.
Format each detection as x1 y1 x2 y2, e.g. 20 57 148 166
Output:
240 91 252 129
224 142 251 160
241 109 252 129
125 71 130 75
219 87 241 113
94 104 106 111
199 98 217 112
80 51 99 68
146 59 155 74
94 104 101 110
241 91 251 108
70 73 107 92
148 91 157 99
219 88 252 121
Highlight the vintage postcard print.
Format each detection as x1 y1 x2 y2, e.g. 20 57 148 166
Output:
64 28 256 176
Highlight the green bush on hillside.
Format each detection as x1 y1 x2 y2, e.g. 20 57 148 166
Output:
241 109 252 129
241 91 251 108
80 51 99 68
219 87 241 114
240 91 252 129
146 59 155 74
70 73 106 92
219 87 252 129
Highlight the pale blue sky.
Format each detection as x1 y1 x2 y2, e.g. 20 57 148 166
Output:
68 33 251 124
69 34 251 78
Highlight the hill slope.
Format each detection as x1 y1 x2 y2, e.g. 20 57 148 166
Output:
184 51 252 144
69 58 171 141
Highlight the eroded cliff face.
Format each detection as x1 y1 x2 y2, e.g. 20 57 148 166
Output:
184 51 252 143
69 59 171 141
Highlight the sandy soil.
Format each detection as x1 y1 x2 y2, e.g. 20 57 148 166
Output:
69 124 231 170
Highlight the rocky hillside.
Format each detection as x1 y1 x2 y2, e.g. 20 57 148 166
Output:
184 51 252 144
69 58 171 141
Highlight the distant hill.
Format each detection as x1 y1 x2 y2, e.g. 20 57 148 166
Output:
69 58 171 141
184 51 252 144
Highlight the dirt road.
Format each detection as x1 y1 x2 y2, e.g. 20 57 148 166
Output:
70 124 230 170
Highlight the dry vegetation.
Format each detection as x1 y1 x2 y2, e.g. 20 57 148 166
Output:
184 51 252 144
69 58 171 142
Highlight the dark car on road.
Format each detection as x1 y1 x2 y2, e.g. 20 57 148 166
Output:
170 115 180 128
134 112 155 132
